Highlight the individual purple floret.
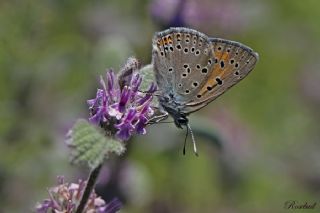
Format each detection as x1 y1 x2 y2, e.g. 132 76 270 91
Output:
35 176 121 213
87 67 157 141
99 198 122 213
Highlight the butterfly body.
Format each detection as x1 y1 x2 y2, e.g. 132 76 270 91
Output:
158 93 189 128
152 27 259 130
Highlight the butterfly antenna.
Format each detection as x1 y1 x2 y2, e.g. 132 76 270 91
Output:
187 123 198 157
183 125 189 155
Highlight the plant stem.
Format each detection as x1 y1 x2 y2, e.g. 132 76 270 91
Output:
75 163 103 213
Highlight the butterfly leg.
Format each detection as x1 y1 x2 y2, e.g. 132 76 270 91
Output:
147 111 169 125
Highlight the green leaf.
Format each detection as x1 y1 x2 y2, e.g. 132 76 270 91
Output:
139 64 155 91
66 119 125 169
139 64 159 108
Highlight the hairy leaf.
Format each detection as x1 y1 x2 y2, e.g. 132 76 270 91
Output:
66 119 125 169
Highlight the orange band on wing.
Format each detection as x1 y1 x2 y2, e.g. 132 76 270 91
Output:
198 67 222 95
157 36 173 47
215 51 229 61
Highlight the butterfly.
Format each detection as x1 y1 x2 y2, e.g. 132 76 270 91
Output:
150 27 259 154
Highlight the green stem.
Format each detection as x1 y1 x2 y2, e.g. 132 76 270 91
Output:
75 164 103 213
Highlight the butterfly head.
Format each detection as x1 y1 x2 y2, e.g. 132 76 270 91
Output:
158 94 198 155
174 113 189 129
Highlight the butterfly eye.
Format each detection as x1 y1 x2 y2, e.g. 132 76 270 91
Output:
177 117 188 125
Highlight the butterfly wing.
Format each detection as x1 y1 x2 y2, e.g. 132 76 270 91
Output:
152 27 215 103
183 38 259 113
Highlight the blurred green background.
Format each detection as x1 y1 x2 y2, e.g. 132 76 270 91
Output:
1 0 320 212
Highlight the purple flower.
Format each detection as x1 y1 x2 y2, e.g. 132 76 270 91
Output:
88 61 157 141
35 176 121 213
115 108 137 141
87 89 108 125
100 198 122 213
135 115 148 135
